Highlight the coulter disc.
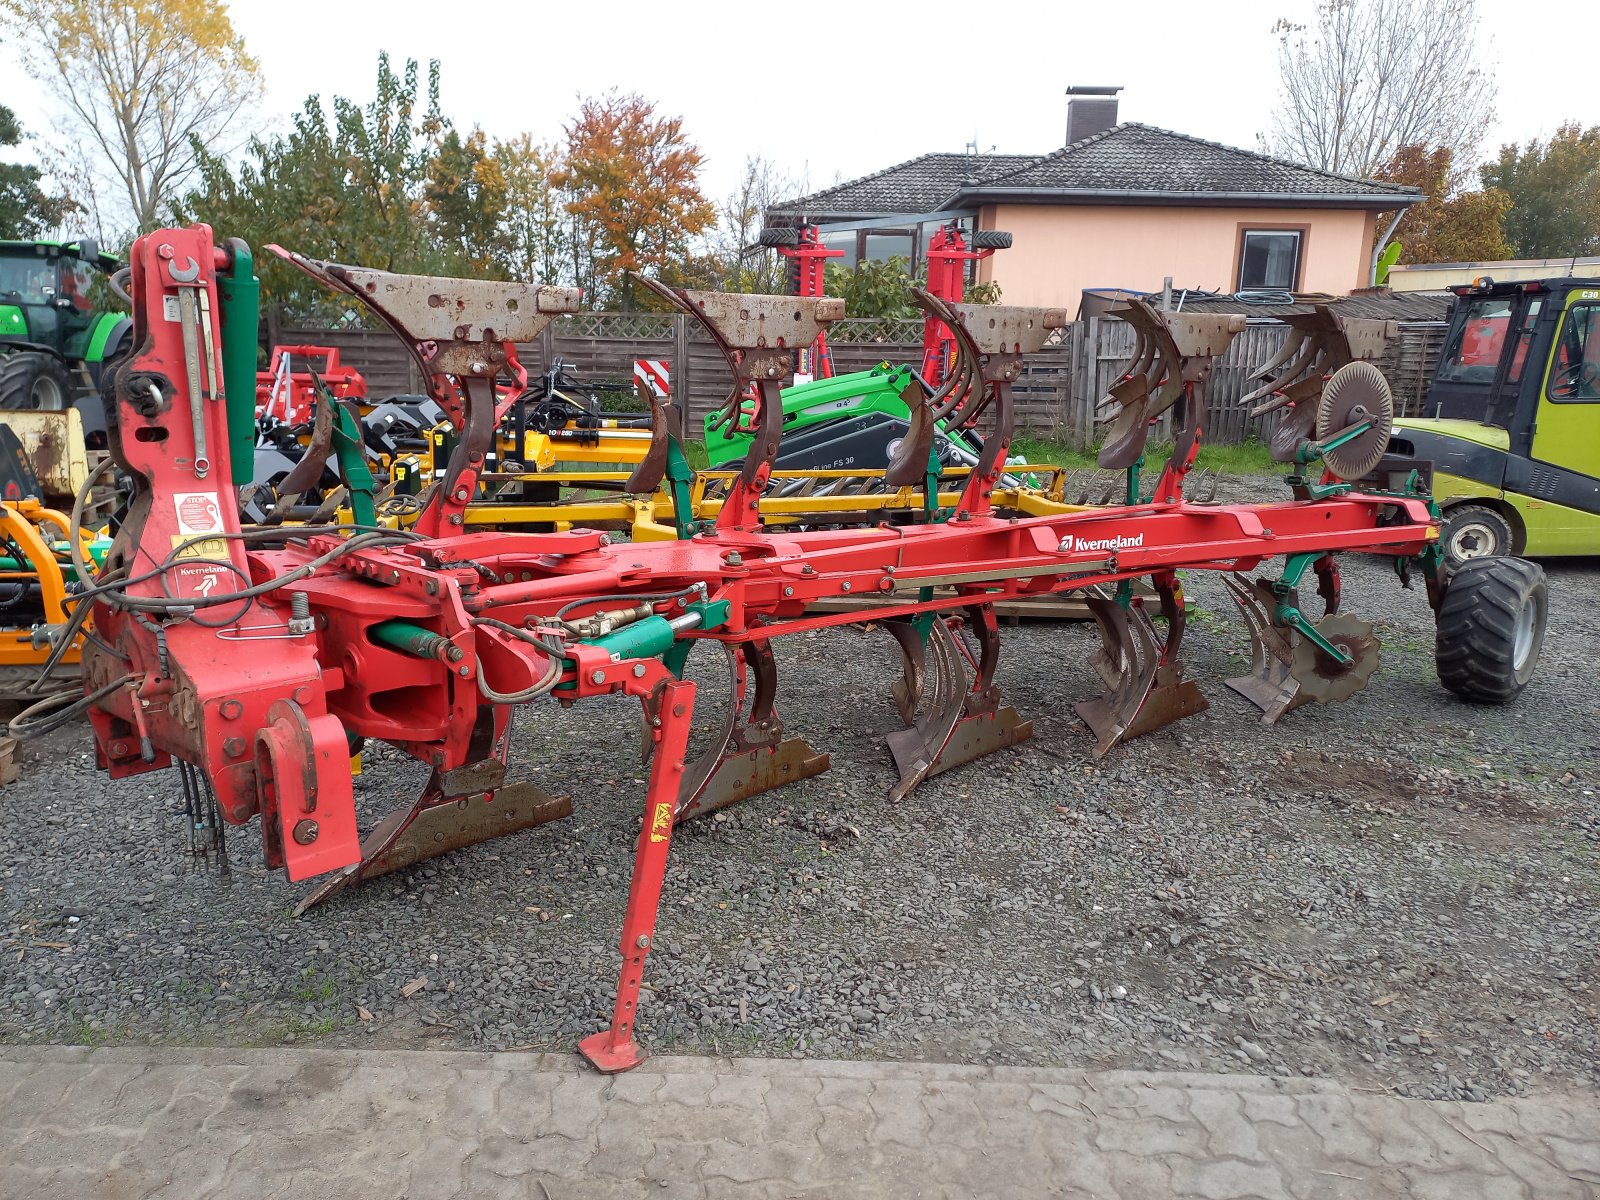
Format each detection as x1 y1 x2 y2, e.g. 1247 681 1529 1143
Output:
1316 361 1393 481
1289 613 1380 705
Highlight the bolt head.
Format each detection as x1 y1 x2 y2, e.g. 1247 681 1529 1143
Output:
841 581 851 592
632 663 647 677
783 586 794 597
635 934 651 949
292 819 319 845
590 669 606 685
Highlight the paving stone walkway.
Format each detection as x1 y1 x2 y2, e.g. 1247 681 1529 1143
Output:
1 1044 1597 1199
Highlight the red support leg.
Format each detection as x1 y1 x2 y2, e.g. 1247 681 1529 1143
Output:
578 678 696 1073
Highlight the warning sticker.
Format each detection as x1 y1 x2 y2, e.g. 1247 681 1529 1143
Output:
162 295 181 323
171 491 228 561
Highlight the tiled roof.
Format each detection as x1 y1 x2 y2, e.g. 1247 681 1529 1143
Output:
775 125 1419 217
975 124 1420 200
775 153 1040 217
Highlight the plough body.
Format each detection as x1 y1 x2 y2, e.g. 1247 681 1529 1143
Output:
49 224 1542 1073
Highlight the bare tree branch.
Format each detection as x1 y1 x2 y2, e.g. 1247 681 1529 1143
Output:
4 0 263 234
1266 0 1493 179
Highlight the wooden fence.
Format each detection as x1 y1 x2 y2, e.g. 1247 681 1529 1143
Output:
282 313 1448 447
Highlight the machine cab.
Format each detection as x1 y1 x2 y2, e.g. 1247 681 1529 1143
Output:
0 242 106 360
1393 277 1600 558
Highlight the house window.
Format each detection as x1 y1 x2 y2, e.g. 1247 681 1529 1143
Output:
1237 229 1302 292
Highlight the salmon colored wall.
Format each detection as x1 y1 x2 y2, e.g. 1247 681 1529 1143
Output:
976 204 1376 312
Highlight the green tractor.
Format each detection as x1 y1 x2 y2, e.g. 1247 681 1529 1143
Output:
704 362 1015 478
1387 276 1600 564
0 239 130 430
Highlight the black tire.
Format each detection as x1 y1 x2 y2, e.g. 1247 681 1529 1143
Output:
758 227 801 247
1440 503 1515 566
970 230 1013 250
0 352 73 410
1436 556 1546 703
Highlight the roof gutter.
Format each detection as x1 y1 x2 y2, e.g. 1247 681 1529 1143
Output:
950 187 1423 210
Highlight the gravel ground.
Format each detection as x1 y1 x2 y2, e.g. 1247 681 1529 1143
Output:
2 483 1597 1104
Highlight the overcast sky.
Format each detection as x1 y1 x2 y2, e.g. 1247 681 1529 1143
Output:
5 0 1598 216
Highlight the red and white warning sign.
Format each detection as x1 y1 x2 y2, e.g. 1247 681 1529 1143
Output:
633 359 670 400
175 492 224 538
169 492 232 599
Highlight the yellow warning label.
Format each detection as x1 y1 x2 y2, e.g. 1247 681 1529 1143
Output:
170 534 229 561
648 800 673 843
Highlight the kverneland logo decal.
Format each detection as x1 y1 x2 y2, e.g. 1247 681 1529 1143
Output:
1072 532 1144 554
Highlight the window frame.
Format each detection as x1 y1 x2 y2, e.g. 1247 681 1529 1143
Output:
1545 298 1600 404
1234 225 1307 292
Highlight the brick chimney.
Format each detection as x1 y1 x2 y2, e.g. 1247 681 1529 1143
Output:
1066 85 1123 145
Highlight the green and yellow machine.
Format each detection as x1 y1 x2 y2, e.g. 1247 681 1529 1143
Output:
0 239 130 424
1388 277 1600 564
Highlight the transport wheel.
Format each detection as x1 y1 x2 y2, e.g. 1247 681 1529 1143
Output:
1435 556 1546 703
0 352 72 410
758 227 801 247
1440 504 1514 566
970 230 1013 250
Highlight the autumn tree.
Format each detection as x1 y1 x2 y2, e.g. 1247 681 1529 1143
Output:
178 54 452 318
493 134 569 286
557 91 715 308
426 127 509 276
706 156 800 295
1373 144 1511 264
1267 0 1492 178
0 103 77 238
1481 123 1600 259
4 0 262 234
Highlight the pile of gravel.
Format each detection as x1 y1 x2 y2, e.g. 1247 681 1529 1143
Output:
2 543 1595 1103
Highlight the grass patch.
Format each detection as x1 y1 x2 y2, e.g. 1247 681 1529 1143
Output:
1010 435 1275 476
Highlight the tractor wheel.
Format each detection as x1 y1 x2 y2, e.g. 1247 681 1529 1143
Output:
758 227 801 247
0 352 73 410
1435 556 1546 703
1440 503 1514 566
970 230 1013 250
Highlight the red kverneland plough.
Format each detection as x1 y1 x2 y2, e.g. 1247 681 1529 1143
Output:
14 225 1549 1072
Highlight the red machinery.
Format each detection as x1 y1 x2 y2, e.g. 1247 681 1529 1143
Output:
920 223 1011 386
255 344 367 425
764 219 1009 387
762 224 844 381
54 224 1543 1075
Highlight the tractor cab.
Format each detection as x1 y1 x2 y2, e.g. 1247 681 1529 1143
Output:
0 241 120 361
1389 276 1600 562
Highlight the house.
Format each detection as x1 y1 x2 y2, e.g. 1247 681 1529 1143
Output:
769 88 1422 312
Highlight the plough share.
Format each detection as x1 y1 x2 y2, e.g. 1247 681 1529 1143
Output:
38 225 1544 1073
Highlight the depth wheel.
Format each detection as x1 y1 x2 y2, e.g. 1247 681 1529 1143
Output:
970 230 1013 250
758 227 801 247
1440 503 1514 566
1435 556 1546 703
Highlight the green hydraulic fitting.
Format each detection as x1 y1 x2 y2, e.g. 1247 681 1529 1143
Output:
661 598 732 677
664 434 697 540
589 614 676 662
371 619 460 662
590 597 732 675
217 238 260 490
1270 552 1350 665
